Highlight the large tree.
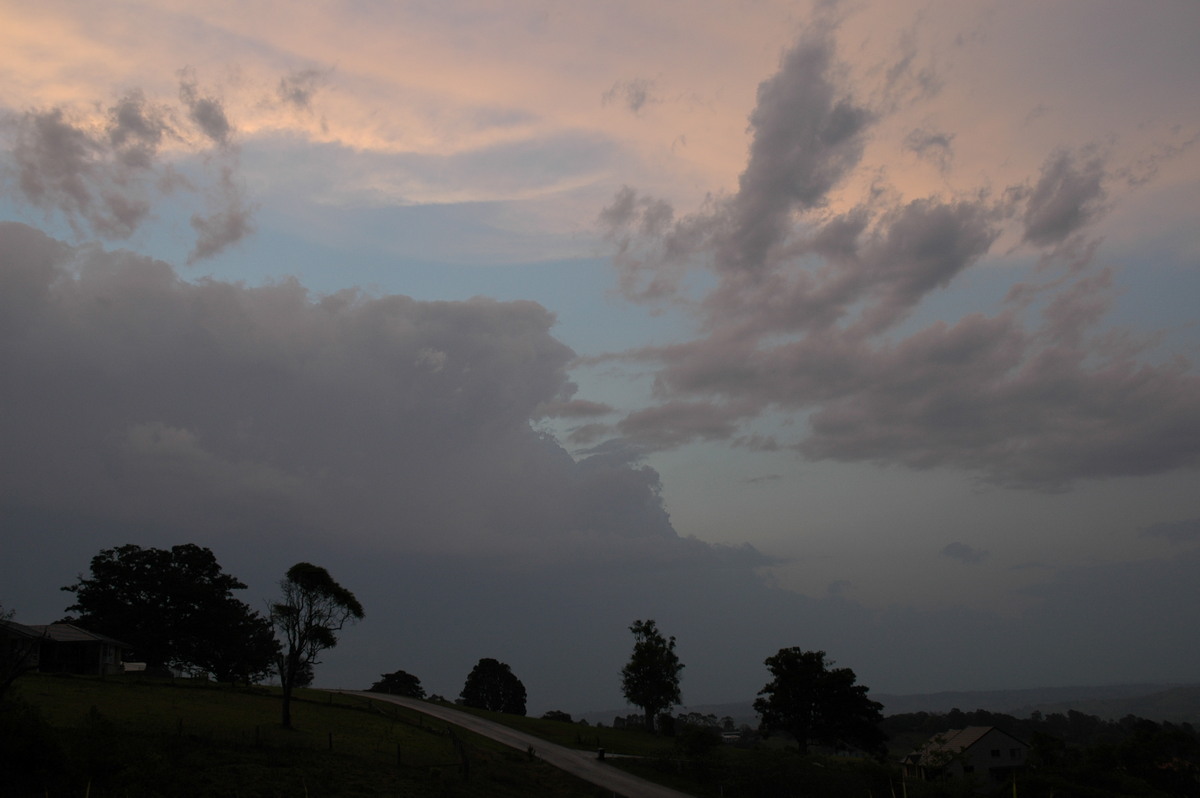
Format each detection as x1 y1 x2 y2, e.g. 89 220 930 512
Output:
620 619 683 732
459 658 527 715
271 562 363 728
370 669 426 698
753 648 886 757
61 544 275 679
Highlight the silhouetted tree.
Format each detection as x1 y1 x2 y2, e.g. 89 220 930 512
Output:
459 657 527 715
196 608 279 685
621 619 683 732
61 544 275 678
370 669 425 698
754 648 885 757
271 562 363 728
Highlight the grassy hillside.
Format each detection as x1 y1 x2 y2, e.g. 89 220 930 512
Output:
4 673 916 798
1 673 607 797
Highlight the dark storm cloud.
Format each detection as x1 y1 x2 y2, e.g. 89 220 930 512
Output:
941 542 989 564
2 79 254 261
1140 517 1200 544
595 27 1200 490
3 225 1195 710
0 224 753 573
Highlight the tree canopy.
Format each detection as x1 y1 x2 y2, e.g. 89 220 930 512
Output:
271 562 363 728
370 669 425 698
61 544 275 681
754 648 886 757
459 658 527 716
620 619 683 732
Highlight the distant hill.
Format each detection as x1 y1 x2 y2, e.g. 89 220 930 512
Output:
1015 684 1200 725
874 683 1200 725
582 684 1200 728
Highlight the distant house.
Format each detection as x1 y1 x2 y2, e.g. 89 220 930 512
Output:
0 620 131 676
903 726 1029 785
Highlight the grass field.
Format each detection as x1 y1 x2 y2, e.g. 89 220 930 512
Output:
2 673 612 797
4 673 919 797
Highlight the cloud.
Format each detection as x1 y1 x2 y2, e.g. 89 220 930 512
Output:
178 68 233 147
602 78 658 115
276 68 328 111
1140 517 1200 544
941 542 989 564
592 25 1200 490
1022 149 1108 247
2 79 253 261
904 127 954 171
187 165 255 263
540 398 615 418
0 224 749 572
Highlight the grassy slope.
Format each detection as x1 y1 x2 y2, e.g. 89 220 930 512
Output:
6 675 910 798
3 674 609 798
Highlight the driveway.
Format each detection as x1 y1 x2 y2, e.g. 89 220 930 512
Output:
329 690 694 798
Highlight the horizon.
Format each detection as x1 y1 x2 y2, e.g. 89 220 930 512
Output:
2 0 1198 717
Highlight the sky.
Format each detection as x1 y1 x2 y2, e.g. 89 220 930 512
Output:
2 0 1199 717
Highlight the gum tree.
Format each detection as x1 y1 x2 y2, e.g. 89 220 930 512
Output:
271 562 363 728
620 619 683 732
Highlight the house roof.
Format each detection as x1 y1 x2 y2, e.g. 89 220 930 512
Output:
28 623 132 648
0 618 45 639
907 726 1028 764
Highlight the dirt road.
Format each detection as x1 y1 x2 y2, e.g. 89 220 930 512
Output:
329 690 695 798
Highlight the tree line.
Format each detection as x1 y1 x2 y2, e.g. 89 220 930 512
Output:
373 616 887 759
17 543 885 752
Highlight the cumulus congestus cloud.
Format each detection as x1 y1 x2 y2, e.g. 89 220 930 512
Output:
597 26 1200 490
0 222 768 573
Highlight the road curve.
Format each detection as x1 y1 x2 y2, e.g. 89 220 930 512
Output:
328 690 695 798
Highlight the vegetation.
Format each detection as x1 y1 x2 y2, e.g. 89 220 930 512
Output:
271 562 364 728
6 670 1199 797
370 668 426 697
620 618 683 732
0 673 603 797
459 657 527 715
883 707 1200 797
754 647 886 757
61 544 276 681
13 542 1198 796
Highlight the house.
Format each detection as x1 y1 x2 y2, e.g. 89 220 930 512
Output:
0 619 131 676
1 618 45 676
903 726 1029 785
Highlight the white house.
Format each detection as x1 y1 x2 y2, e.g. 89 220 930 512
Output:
903 726 1029 785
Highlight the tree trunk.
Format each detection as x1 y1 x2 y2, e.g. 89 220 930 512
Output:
281 682 293 728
